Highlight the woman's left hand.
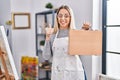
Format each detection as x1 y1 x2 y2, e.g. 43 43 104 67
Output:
82 22 91 30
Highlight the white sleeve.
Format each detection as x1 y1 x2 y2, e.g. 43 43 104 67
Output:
42 40 52 60
42 34 55 60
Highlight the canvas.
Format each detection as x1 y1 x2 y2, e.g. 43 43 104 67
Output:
0 26 19 80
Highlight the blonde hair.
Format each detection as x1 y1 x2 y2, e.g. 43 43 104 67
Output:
53 5 76 33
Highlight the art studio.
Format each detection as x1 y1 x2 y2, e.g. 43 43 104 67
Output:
0 0 120 80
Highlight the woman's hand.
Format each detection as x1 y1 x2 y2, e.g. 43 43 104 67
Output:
81 22 91 30
45 27 54 41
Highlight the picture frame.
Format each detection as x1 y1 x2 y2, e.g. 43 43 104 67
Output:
12 12 31 29
0 26 19 80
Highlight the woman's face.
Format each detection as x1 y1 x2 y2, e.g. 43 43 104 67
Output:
57 8 71 29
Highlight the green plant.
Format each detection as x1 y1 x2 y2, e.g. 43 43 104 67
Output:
40 40 45 46
45 2 53 9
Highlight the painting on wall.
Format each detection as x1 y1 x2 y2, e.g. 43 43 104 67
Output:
12 12 31 29
0 26 19 80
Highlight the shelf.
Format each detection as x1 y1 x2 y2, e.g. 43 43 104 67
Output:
37 49 42 53
39 67 51 71
35 9 56 80
39 67 51 80
37 33 45 36
36 9 57 15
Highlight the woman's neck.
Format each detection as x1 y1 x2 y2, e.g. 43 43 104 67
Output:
59 27 69 30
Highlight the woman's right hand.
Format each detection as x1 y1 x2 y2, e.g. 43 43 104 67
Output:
45 27 54 41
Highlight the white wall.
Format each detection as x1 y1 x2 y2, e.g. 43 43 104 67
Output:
0 0 11 25
0 0 12 48
92 0 102 80
10 0 36 77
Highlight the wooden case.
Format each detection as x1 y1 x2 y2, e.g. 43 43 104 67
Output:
69 29 102 55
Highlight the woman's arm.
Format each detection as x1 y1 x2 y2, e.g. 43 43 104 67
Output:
42 34 55 60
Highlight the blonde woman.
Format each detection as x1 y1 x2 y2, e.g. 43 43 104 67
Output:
43 5 89 80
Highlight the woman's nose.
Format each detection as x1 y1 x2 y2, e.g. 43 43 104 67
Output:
61 16 66 19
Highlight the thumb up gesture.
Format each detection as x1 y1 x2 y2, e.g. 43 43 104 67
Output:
45 24 54 41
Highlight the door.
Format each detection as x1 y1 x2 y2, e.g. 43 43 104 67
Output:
102 0 120 78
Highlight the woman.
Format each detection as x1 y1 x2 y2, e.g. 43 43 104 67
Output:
43 5 89 80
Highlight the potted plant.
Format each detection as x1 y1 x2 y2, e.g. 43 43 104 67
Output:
45 2 53 9
40 40 45 51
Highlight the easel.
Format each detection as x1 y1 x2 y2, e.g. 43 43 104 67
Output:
0 48 14 80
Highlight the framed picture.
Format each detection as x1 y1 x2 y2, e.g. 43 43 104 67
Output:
12 12 31 29
0 26 19 80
